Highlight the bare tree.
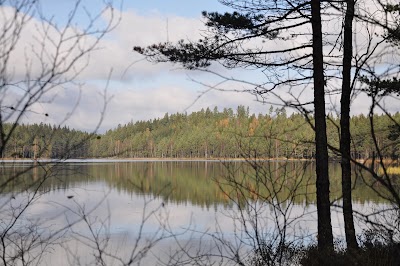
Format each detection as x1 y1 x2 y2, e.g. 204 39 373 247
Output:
60 185 173 266
0 0 120 264
352 76 400 238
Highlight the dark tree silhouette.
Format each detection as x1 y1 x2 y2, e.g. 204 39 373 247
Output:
134 0 335 253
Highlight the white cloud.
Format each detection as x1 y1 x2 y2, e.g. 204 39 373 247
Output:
3 2 400 133
78 9 207 81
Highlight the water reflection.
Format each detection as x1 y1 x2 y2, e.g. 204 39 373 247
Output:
0 161 396 265
0 161 390 206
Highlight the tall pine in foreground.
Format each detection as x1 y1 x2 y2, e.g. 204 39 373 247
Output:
135 0 334 252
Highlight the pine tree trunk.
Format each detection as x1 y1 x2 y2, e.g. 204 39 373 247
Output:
341 0 358 250
311 0 334 252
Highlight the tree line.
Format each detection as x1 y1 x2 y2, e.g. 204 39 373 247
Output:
3 106 400 160
1 123 91 159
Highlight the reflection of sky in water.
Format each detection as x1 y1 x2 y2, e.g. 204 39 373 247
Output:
1 181 231 265
26 182 220 234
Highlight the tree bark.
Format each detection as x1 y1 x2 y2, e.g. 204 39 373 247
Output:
341 0 358 250
310 0 334 252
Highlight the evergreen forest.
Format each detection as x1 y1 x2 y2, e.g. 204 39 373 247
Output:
3 106 400 160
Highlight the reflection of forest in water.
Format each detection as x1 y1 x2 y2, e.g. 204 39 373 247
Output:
0 161 394 207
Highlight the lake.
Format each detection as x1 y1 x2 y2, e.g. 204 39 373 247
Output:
0 160 395 265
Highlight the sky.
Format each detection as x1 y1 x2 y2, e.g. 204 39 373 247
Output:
3 0 270 132
3 0 400 133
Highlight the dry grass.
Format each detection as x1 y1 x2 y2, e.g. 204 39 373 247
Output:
378 166 400 175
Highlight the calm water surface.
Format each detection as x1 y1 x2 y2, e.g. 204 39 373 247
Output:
0 160 392 265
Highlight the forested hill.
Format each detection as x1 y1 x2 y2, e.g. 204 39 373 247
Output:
2 106 400 160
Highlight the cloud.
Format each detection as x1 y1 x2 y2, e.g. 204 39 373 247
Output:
3 2 400 133
12 76 268 133
77 9 207 81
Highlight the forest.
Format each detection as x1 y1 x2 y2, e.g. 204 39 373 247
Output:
3 106 400 160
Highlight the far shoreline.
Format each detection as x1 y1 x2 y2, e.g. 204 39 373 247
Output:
0 157 313 163
1 157 398 165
